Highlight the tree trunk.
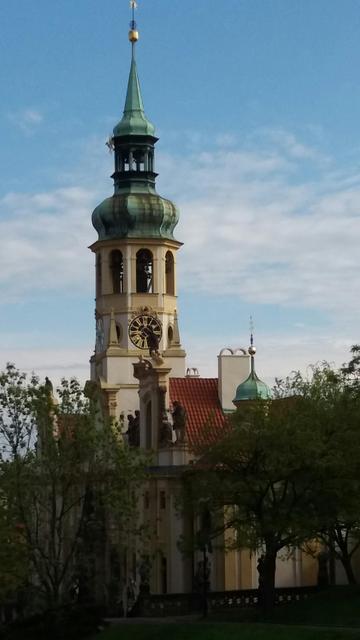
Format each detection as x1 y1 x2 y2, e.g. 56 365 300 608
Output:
258 548 277 617
340 553 357 585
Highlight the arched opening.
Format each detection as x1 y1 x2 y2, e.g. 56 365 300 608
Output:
168 325 174 347
134 150 145 172
110 250 124 294
96 254 102 297
145 401 152 449
116 324 122 343
136 249 153 293
165 251 174 295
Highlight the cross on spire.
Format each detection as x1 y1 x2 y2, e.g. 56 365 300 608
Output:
249 315 254 347
130 0 138 31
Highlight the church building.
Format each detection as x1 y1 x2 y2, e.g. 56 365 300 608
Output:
88 8 318 596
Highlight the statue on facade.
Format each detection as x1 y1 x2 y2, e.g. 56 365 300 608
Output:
133 410 140 447
172 400 187 443
159 411 173 447
144 326 159 356
126 411 140 447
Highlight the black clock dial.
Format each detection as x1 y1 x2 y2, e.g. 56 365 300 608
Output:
128 314 162 350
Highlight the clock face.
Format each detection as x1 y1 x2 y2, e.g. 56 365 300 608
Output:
129 314 162 350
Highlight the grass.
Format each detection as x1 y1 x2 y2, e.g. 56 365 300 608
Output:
94 587 360 640
95 622 360 640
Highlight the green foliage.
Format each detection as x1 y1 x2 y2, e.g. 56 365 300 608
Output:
182 353 360 606
0 363 148 610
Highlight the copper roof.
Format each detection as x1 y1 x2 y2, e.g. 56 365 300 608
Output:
169 378 226 447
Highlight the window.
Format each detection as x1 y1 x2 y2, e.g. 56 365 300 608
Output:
96 254 102 296
168 325 174 346
144 491 150 509
136 249 153 293
160 491 166 510
134 150 145 172
165 251 174 295
110 250 124 294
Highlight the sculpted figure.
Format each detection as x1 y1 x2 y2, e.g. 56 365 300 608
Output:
172 400 187 443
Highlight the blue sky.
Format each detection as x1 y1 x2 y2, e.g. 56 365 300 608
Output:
1 0 360 384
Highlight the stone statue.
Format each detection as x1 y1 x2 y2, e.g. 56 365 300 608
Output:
144 326 159 356
126 411 140 447
133 410 140 447
172 400 187 443
159 412 173 447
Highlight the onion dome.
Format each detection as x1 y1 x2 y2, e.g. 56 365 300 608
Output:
233 344 271 405
92 193 179 241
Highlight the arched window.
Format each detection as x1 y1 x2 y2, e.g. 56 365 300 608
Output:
110 250 124 294
134 150 145 172
165 251 174 295
168 325 174 347
136 249 153 293
96 254 102 296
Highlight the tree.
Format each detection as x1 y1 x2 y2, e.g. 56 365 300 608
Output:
0 485 28 602
305 354 360 585
184 360 360 613
0 364 147 611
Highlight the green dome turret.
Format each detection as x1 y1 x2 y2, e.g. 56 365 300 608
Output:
233 342 271 405
92 192 179 241
92 24 179 243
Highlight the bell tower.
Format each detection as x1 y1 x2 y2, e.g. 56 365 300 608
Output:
89 4 186 419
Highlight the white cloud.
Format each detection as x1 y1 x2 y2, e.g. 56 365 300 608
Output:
0 347 91 386
0 187 97 300
8 108 44 133
1 129 360 380
157 140 360 318
184 331 355 387
2 130 360 318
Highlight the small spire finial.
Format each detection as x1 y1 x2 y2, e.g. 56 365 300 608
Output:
248 316 256 368
249 315 254 347
129 0 139 43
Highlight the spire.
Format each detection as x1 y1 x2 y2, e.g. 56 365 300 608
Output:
113 1 155 138
173 310 181 346
123 53 145 114
249 315 256 375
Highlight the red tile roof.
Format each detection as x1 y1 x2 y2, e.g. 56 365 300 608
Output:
169 378 227 448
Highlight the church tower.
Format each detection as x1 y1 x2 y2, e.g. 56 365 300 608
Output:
89 8 186 419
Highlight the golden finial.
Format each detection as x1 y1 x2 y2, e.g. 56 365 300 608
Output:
129 0 139 42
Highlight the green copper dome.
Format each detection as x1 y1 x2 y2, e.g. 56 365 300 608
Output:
92 192 179 241
233 372 271 403
233 349 271 404
113 55 155 138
